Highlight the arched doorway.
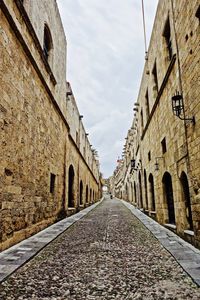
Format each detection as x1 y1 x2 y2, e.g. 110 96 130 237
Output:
86 185 88 203
149 173 155 211
138 171 143 208
79 180 83 205
180 172 193 230
162 172 175 224
126 183 128 200
144 170 148 210
131 182 134 202
68 165 75 207
134 181 137 204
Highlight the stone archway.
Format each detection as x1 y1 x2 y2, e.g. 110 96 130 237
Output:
68 165 75 207
162 172 175 224
180 172 193 230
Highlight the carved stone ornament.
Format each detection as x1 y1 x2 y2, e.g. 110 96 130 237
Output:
192 176 200 195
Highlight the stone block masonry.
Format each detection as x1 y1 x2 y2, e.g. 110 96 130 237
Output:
111 0 200 248
0 0 101 251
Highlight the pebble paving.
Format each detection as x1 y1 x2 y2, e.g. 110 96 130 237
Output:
0 197 200 300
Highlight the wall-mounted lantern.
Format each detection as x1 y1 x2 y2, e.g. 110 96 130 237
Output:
171 91 195 124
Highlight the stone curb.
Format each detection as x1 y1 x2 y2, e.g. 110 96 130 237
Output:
0 198 104 283
121 199 200 287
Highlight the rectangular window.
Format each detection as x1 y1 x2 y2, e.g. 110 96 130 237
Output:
145 90 150 120
50 173 56 193
140 110 144 130
161 137 167 154
152 62 158 94
148 151 151 161
195 5 200 21
76 131 79 145
163 17 173 60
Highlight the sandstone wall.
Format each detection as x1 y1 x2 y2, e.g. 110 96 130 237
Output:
0 0 101 251
113 0 200 247
23 0 67 115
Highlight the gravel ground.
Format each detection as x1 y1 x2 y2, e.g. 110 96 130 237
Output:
0 198 200 300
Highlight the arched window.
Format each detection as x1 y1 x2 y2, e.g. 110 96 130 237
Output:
43 24 53 62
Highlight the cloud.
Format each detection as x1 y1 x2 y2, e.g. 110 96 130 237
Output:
57 0 158 177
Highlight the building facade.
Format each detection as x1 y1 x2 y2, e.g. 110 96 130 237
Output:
0 0 101 251
112 0 200 247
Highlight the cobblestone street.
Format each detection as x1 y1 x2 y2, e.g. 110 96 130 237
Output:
0 197 200 300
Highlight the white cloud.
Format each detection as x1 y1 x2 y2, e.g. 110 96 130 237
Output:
57 0 158 178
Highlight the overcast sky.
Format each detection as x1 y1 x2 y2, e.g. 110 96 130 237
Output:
57 0 159 178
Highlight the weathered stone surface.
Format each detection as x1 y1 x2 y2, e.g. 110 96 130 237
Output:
0 0 101 251
0 198 199 299
111 0 200 247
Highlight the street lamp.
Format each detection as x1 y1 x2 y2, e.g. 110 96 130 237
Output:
171 91 195 124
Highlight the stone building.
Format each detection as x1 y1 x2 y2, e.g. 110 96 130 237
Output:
0 0 101 251
112 0 200 247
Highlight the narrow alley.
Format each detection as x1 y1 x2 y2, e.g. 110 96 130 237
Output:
0 197 199 300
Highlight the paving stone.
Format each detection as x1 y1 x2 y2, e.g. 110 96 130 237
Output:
0 199 103 284
0 197 200 299
122 199 200 290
